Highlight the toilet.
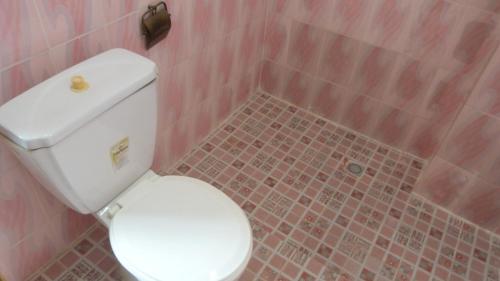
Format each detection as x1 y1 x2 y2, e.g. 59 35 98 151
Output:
0 49 252 281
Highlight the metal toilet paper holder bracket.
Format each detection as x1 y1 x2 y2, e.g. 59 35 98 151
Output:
141 1 171 49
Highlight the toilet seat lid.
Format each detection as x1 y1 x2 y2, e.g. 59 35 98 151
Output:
109 176 253 281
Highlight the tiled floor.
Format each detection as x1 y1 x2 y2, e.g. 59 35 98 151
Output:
28 93 500 281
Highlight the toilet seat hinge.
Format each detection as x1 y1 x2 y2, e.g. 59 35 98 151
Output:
106 203 123 220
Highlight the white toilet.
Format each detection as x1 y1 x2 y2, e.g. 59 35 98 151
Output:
0 49 252 281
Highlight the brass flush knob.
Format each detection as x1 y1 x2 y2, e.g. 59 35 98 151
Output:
70 75 89 92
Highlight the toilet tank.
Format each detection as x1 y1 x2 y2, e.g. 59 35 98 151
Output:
0 49 158 214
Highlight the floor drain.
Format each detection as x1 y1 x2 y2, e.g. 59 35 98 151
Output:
347 162 364 176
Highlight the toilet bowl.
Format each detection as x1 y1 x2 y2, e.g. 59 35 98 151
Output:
0 49 253 281
97 171 253 281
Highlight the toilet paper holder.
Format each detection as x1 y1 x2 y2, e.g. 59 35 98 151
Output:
141 1 171 49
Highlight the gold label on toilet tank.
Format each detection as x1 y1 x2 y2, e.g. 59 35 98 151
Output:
110 137 129 169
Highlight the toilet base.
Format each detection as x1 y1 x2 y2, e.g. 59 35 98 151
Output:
115 258 245 281
115 264 139 281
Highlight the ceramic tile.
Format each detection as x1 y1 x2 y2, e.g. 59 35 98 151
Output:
317 32 361 86
0 0 48 69
328 0 374 40
256 0 500 247
286 21 324 75
34 0 107 47
468 43 500 118
263 16 291 64
1 1 268 278
27 93 500 281
439 106 500 174
405 0 462 66
363 0 416 52
350 44 398 99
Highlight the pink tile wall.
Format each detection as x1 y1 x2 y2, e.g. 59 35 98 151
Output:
420 46 500 235
0 0 266 279
259 0 500 234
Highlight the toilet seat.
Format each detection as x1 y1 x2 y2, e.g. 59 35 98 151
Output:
108 176 253 281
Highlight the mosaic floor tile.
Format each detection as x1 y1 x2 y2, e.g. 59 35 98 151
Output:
27 93 500 281
278 239 313 266
338 232 370 263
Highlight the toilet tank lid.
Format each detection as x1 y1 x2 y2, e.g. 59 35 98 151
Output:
0 49 157 150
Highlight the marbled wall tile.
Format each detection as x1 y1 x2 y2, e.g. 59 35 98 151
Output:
0 53 54 104
405 117 450 159
416 157 474 208
25 210 93 280
49 27 110 73
0 236 14 280
164 60 190 121
350 44 398 99
293 0 332 27
152 131 169 171
215 34 237 86
216 85 235 122
261 60 287 97
282 69 313 108
6 227 58 281
286 21 325 75
153 127 175 172
263 16 290 64
152 64 173 135
241 0 267 23
106 13 147 56
420 70 470 122
50 209 95 247
329 0 374 40
439 106 500 174
35 0 107 46
168 117 196 164
454 0 500 15
468 45 500 118
309 80 350 123
102 0 139 23
0 140 17 174
364 0 416 52
190 46 216 104
405 0 462 66
187 0 216 55
0 0 48 69
372 106 414 149
384 57 437 114
215 0 241 37
442 8 499 73
234 66 260 107
0 164 50 246
237 21 265 78
31 178 68 222
455 179 500 232
341 94 380 135
317 32 360 86
194 101 216 143
267 0 295 16
0 166 93 281
482 155 500 186
267 0 297 15
157 0 191 64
